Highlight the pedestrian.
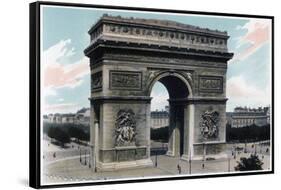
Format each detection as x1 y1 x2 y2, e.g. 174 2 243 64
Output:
177 164 181 174
202 163 205 169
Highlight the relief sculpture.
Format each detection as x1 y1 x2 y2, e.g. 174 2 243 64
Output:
199 110 219 139
199 76 223 93
110 71 142 90
115 109 136 146
91 72 102 92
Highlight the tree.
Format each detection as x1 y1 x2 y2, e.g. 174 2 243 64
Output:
47 126 56 142
47 127 70 147
235 154 263 171
54 127 70 147
226 124 270 143
151 126 169 142
45 123 90 146
68 126 89 143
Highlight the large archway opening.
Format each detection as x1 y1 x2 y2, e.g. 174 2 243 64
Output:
150 82 169 155
150 74 190 157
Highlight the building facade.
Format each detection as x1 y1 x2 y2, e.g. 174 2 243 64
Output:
226 106 270 128
44 108 90 125
151 110 169 129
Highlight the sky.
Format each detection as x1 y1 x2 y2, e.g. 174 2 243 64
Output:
41 5 272 114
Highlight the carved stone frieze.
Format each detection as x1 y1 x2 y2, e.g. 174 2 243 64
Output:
101 23 227 50
115 109 136 146
91 71 102 92
199 110 219 139
101 53 228 69
110 71 142 90
199 75 223 93
179 71 193 82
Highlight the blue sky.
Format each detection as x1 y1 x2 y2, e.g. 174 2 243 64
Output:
41 5 272 114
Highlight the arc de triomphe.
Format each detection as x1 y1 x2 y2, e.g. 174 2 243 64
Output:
84 15 233 171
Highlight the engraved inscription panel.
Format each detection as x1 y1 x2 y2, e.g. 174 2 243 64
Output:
110 71 142 90
199 76 223 93
91 71 102 92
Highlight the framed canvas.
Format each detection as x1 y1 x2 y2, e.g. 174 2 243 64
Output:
29 1 274 188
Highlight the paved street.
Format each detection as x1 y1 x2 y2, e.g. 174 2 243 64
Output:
42 140 271 185
43 137 90 163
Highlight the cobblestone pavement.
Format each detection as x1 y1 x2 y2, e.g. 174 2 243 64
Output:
42 140 271 185
42 153 271 185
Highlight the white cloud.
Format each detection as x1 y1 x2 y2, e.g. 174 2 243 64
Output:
44 103 80 114
226 75 271 111
151 90 169 111
42 39 90 113
231 19 271 62
58 98 64 102
44 87 57 97
42 39 74 68
42 39 90 94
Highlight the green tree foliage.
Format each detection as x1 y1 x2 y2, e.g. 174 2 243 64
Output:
47 126 56 139
46 126 70 147
151 126 169 142
226 124 270 142
68 126 90 142
44 122 90 145
54 127 70 147
235 154 263 171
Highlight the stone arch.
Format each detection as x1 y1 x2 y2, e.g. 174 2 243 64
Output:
85 15 233 171
148 70 194 157
146 70 193 98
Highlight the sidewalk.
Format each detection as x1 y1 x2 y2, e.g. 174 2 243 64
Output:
42 153 271 185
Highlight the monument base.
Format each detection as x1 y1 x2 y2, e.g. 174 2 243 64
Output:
96 158 153 172
180 154 191 161
166 150 174 157
191 153 228 161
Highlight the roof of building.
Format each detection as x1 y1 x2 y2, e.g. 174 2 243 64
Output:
151 110 169 117
61 113 76 117
90 14 228 37
77 107 90 114
228 106 270 117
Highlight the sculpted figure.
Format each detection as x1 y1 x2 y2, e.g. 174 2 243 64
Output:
200 110 219 139
115 109 136 146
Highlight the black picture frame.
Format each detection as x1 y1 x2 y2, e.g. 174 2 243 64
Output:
30 1 274 188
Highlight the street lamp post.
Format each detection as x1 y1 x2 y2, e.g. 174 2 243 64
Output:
228 156 231 172
234 145 236 159
79 148 82 163
93 121 99 172
189 158 191 174
155 152 158 167
84 149 87 165
189 148 192 174
202 142 206 169
89 145 92 168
